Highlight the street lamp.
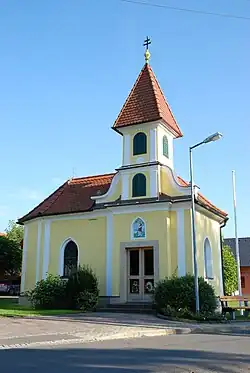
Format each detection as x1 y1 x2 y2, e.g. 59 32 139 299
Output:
189 132 223 313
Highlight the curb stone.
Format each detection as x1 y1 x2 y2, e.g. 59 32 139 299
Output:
0 327 192 350
157 313 250 335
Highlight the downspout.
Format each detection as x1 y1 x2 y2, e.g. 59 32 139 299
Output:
220 218 229 295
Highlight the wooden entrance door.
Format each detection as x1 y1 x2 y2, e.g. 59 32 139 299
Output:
127 247 154 302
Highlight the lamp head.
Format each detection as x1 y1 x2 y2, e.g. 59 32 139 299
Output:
203 132 223 144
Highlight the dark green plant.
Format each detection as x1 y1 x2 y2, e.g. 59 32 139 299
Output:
27 274 67 309
222 245 238 295
0 236 22 276
66 265 99 310
153 274 217 315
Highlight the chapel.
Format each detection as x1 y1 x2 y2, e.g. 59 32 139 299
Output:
18 40 227 304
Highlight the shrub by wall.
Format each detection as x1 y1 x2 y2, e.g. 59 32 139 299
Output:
153 274 217 316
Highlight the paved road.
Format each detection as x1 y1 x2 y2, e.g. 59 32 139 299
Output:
1 334 250 372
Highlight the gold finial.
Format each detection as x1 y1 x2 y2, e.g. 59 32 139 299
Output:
143 36 151 63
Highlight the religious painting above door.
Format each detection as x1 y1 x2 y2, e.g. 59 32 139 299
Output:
131 217 146 239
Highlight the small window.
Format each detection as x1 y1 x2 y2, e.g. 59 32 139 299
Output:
241 276 245 288
133 132 147 155
204 238 213 279
63 240 78 278
163 135 169 158
132 173 146 197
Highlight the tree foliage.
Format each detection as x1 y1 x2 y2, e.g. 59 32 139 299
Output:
222 244 238 295
5 220 24 245
0 236 22 276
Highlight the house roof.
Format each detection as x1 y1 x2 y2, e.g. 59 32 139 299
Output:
0 232 6 236
113 63 183 138
224 237 250 267
18 172 227 224
18 173 114 224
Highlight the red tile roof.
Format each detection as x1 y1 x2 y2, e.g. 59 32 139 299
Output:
18 173 115 224
0 232 6 236
18 172 227 224
113 63 183 138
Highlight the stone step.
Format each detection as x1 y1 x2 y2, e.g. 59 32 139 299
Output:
97 302 155 314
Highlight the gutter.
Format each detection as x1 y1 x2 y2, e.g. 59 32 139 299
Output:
220 217 229 295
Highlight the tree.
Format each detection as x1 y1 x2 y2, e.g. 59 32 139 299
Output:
5 220 23 246
0 236 22 276
222 244 238 295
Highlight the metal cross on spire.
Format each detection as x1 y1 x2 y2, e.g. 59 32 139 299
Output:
143 36 151 63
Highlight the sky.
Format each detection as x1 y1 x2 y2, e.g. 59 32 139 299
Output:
0 0 249 238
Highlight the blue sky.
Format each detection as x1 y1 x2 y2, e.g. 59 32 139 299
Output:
0 0 249 238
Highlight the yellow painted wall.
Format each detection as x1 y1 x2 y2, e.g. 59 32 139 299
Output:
112 210 177 296
24 221 38 291
122 127 150 165
49 217 106 295
128 170 150 199
160 168 187 197
195 211 221 295
104 178 122 202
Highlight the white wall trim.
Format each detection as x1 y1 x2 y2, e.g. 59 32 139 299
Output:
20 225 29 293
177 209 186 276
35 221 42 283
91 173 119 202
58 237 80 276
42 220 51 279
121 173 129 200
106 213 113 296
149 127 157 162
204 236 213 280
22 202 192 225
123 133 130 165
150 168 158 198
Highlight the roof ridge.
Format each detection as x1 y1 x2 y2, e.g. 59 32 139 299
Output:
148 64 182 136
113 65 146 128
70 172 116 182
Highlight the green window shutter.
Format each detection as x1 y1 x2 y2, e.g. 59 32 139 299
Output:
132 173 146 197
133 132 147 155
163 136 169 158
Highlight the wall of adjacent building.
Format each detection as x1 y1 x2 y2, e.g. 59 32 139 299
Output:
241 266 250 295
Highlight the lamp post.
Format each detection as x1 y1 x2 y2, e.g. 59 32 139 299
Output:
189 132 223 313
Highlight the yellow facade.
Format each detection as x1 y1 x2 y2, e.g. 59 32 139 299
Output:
22 203 223 299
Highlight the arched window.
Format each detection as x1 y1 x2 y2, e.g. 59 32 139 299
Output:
133 132 147 156
204 238 213 279
163 136 169 158
132 173 146 197
63 240 78 277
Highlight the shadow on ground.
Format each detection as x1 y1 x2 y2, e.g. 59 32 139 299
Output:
1 345 249 372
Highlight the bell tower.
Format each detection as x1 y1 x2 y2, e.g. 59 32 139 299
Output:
112 38 183 200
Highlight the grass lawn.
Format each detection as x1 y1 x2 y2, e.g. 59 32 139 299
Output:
0 298 80 317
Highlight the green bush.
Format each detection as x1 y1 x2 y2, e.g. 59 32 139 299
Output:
153 274 217 316
27 274 67 309
66 265 99 311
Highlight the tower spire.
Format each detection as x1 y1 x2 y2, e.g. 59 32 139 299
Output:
143 36 151 63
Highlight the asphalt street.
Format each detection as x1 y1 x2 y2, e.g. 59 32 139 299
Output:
1 333 250 372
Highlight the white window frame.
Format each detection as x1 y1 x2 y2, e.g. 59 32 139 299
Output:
204 237 213 280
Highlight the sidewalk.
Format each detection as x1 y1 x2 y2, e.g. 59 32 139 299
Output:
0 313 192 349
0 313 249 349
